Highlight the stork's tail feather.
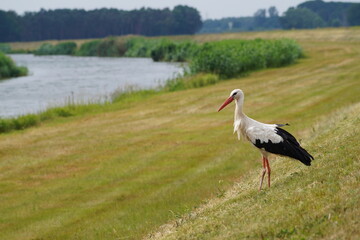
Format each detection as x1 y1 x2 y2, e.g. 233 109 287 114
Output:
293 145 314 166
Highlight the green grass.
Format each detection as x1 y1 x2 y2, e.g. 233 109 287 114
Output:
164 73 220 91
149 103 360 240
0 28 359 240
1 38 302 133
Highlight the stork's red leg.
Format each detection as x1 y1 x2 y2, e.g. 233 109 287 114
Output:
259 156 266 190
265 157 271 188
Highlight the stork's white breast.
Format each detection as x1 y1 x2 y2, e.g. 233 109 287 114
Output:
246 125 283 144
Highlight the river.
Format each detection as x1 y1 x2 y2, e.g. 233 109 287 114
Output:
0 54 183 118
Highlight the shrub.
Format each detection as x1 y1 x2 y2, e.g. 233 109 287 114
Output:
97 37 126 57
34 43 54 55
76 38 127 57
76 40 101 56
151 40 199 62
124 37 161 58
34 42 77 55
190 39 303 78
0 52 28 79
54 42 77 55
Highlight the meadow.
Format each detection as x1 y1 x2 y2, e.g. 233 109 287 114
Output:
0 38 302 133
1 28 359 240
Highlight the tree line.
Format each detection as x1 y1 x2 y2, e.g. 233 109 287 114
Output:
0 5 202 42
200 0 360 33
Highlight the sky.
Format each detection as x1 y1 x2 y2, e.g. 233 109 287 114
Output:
1 0 359 20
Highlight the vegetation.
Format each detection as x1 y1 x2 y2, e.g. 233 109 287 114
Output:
124 37 160 58
0 28 359 240
0 37 303 133
164 73 220 91
1 1 360 42
149 104 360 240
190 38 302 78
75 38 128 57
347 3 360 26
298 0 355 27
75 40 101 56
0 43 11 53
0 104 104 133
280 7 326 29
200 0 360 34
0 6 202 42
34 41 77 55
150 40 199 62
199 7 281 34
37 37 199 61
0 52 28 79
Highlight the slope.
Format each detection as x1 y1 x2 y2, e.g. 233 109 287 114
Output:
0 28 359 240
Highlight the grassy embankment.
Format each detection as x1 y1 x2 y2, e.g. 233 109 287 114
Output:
1 38 301 133
0 28 359 239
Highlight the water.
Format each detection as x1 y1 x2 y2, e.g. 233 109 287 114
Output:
0 54 183 118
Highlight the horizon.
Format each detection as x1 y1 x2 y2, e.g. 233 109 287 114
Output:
2 0 359 20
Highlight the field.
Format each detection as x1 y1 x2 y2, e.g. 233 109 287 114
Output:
1 28 360 239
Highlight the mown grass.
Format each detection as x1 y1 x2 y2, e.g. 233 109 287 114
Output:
0 88 160 134
0 28 359 240
1 38 302 133
149 103 360 240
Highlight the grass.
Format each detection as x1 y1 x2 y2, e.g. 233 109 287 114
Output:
0 28 359 240
1 38 302 133
148 103 360 240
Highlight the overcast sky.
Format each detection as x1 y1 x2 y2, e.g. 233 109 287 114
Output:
1 0 359 19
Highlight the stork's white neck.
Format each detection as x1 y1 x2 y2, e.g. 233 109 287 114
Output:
234 97 246 121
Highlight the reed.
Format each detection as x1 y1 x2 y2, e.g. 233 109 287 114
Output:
190 38 303 78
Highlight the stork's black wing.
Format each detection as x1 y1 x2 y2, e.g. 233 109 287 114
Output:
253 127 314 166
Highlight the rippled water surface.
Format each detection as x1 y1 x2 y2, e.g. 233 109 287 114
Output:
0 54 183 117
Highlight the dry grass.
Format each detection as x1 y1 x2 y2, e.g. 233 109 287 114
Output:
1 27 360 240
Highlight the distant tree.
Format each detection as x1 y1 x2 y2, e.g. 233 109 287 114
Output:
0 6 202 42
199 6 280 34
268 6 279 18
280 7 326 29
298 0 354 26
199 17 255 33
267 6 281 29
0 10 21 42
172 5 202 35
254 9 266 27
347 4 360 26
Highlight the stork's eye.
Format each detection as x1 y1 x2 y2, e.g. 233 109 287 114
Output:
232 92 237 96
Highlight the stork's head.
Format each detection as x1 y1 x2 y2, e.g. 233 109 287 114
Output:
218 89 244 112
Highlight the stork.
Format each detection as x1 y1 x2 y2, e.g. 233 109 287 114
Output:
218 89 313 190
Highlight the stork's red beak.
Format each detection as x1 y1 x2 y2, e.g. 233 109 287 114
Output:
218 97 234 112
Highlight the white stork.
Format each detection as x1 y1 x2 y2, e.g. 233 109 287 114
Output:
218 89 313 190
